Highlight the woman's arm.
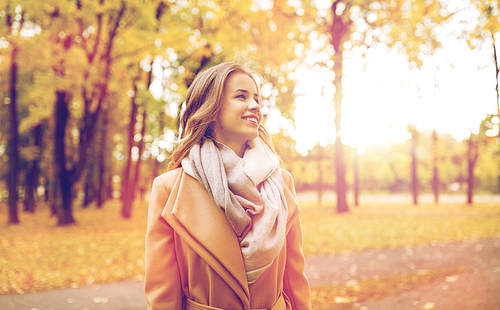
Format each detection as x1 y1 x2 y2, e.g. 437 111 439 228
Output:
282 170 312 310
284 218 312 310
144 172 183 310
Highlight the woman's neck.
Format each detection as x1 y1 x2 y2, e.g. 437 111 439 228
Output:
212 139 247 158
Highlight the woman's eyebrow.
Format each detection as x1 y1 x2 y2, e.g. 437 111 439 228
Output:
232 89 249 95
232 89 259 97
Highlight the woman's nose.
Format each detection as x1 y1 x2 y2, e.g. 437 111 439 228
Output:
248 98 260 112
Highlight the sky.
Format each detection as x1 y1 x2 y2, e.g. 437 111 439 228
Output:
270 34 499 155
266 1 500 155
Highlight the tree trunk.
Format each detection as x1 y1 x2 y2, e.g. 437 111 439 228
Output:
432 129 439 204
97 107 109 208
152 105 165 181
44 178 50 202
107 174 114 199
329 2 350 214
317 145 323 206
54 91 76 225
132 107 147 202
492 37 500 193
7 44 20 225
354 146 359 207
333 49 349 213
82 159 95 208
410 126 419 205
24 124 44 213
492 35 499 114
467 134 479 205
122 83 139 218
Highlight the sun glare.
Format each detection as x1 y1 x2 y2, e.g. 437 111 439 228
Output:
284 38 498 155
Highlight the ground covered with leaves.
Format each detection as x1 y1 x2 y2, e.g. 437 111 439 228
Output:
1 198 499 309
0 201 148 294
299 200 500 309
300 200 500 256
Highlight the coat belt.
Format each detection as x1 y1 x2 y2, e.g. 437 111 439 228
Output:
184 294 287 310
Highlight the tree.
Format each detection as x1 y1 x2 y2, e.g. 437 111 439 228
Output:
466 114 498 204
3 1 23 224
353 146 359 206
317 144 324 205
23 124 43 212
6 40 20 224
121 74 148 218
44 0 162 225
408 125 419 205
431 128 439 204
467 132 479 204
305 0 448 212
96 106 109 208
464 1 500 192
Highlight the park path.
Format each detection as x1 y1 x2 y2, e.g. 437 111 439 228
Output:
306 236 500 309
1 236 499 310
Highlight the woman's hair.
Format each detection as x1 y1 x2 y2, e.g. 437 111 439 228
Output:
167 60 277 171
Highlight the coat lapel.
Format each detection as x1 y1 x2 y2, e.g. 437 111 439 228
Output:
160 170 250 305
283 179 300 233
160 168 301 309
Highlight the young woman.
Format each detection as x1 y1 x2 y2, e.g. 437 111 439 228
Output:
144 60 311 310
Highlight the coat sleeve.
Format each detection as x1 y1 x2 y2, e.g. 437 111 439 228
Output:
144 172 183 310
282 171 312 310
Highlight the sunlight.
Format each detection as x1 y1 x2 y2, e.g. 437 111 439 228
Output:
286 38 498 155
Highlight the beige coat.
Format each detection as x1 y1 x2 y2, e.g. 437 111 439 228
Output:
144 168 311 310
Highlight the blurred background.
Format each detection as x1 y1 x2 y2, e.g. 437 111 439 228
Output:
0 0 499 222
1 1 500 307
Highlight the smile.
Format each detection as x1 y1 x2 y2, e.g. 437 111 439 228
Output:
243 117 259 124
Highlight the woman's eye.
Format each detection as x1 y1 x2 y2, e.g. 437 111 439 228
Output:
236 94 246 99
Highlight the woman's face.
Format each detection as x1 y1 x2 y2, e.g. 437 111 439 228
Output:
212 72 262 155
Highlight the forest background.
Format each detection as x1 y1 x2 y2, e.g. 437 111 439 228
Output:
1 0 500 227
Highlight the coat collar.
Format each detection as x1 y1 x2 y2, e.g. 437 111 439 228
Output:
160 168 300 306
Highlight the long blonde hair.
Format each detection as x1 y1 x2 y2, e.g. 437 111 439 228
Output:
167 60 277 170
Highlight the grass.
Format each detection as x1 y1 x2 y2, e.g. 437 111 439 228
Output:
0 200 148 294
0 197 499 306
300 201 500 256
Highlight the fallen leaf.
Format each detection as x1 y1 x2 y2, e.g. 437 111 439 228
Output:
445 275 458 283
418 269 430 275
334 296 351 304
92 297 109 303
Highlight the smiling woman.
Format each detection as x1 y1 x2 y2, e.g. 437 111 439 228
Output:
212 72 262 157
144 60 312 310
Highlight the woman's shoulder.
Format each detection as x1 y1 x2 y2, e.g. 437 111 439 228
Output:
152 168 183 193
280 168 295 189
280 168 293 179
280 168 293 182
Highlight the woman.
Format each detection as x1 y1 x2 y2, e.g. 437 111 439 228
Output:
144 60 311 310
